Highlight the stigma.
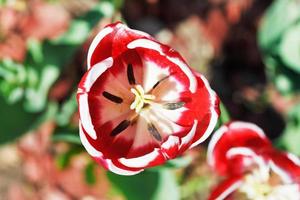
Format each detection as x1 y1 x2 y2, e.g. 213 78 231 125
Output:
130 84 155 113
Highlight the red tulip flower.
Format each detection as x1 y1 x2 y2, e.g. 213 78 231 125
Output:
208 121 300 200
77 22 220 175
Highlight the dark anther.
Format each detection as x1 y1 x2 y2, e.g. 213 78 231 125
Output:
127 64 136 85
163 102 185 110
102 91 123 104
110 120 131 136
152 75 171 89
147 123 162 142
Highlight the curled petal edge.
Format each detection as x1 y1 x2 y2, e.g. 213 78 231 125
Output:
208 176 243 200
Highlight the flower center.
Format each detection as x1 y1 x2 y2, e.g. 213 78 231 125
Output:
240 170 272 198
239 168 299 200
130 85 155 113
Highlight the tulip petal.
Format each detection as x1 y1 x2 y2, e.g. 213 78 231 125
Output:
208 121 272 175
268 151 300 183
78 22 219 175
208 176 243 200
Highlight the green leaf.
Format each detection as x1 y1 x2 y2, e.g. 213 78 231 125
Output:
52 20 90 45
258 0 300 51
278 104 300 155
52 132 81 145
274 74 292 94
55 93 77 126
27 38 43 63
264 53 300 95
0 59 27 104
107 169 179 200
24 65 59 112
52 126 80 145
219 102 230 124
152 169 180 200
85 162 97 185
52 1 113 45
0 95 40 144
279 23 300 73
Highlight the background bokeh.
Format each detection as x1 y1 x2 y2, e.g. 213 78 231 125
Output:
0 0 299 199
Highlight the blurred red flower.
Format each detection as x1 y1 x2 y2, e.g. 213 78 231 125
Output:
208 121 300 199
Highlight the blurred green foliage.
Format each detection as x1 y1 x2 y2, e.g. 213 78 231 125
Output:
0 1 114 143
258 0 300 95
259 0 300 156
278 104 300 155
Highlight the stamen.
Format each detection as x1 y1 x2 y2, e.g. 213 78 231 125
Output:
127 64 136 85
102 91 123 104
130 85 155 113
147 123 162 142
152 75 170 89
163 102 185 110
110 120 131 136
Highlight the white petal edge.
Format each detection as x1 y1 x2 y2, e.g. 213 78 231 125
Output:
161 135 180 150
269 160 293 184
118 148 162 168
226 147 258 158
87 27 113 69
79 122 102 157
127 38 197 93
207 125 229 166
215 180 243 200
190 74 219 148
78 94 97 139
82 57 113 92
106 160 143 176
287 153 300 166
207 121 267 167
229 122 266 139
161 135 180 159
179 120 198 149
116 23 152 38
118 135 182 169
78 58 113 139
226 147 268 170
80 123 143 176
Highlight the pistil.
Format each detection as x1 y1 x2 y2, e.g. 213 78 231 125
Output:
130 85 155 113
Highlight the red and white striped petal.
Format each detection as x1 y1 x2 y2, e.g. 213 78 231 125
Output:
208 121 300 198
208 176 243 200
87 22 153 69
79 122 142 175
267 150 300 184
208 121 272 176
189 73 220 148
77 22 219 175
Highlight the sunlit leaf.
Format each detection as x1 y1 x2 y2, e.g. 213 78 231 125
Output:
52 132 81 145
56 93 77 126
258 0 300 51
279 23 300 73
24 65 59 112
27 38 43 63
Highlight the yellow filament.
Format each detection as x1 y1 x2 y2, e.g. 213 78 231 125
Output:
130 85 155 113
